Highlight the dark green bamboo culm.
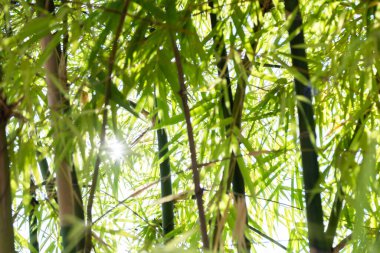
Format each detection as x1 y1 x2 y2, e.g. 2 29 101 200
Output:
71 165 86 251
29 178 39 253
208 0 241 196
284 0 328 252
157 126 174 236
208 1 250 251
155 92 174 236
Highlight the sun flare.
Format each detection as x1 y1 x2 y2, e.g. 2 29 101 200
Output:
107 138 126 161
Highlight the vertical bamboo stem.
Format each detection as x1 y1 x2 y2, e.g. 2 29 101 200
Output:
0 106 15 253
208 4 251 246
170 34 210 249
157 126 174 236
284 1 328 251
29 178 39 253
37 0 75 250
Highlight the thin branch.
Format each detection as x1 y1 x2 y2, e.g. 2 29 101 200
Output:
90 169 302 226
91 150 300 225
248 225 287 251
332 234 352 253
170 34 210 249
84 0 131 251
203 189 302 210
325 185 344 247
130 128 150 147
99 189 155 228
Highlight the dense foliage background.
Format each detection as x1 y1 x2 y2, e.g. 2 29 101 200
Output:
0 0 379 252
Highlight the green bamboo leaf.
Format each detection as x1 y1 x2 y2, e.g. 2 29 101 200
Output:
154 114 184 128
17 16 55 42
88 20 114 67
90 79 139 118
125 17 149 61
236 156 255 197
134 0 166 20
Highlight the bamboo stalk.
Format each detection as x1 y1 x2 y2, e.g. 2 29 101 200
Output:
170 33 210 249
59 5 86 249
37 0 76 250
29 178 39 253
325 185 343 249
37 149 84 250
208 1 270 250
284 1 328 252
0 94 15 253
208 1 240 248
71 165 85 251
157 126 174 236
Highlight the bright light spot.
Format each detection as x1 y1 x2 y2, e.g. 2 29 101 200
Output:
106 138 126 161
